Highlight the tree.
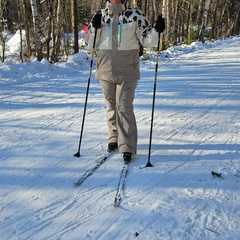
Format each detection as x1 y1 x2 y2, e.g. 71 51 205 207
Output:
186 0 193 44
44 0 54 60
199 0 211 42
20 0 31 60
51 0 63 62
30 0 43 60
71 0 78 54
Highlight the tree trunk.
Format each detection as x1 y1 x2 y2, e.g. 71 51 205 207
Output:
0 0 5 62
30 0 43 60
152 0 157 20
45 0 53 60
199 0 211 42
161 0 168 48
71 0 78 54
196 0 203 38
144 0 147 16
51 0 62 62
20 0 31 60
186 0 193 44
172 0 180 45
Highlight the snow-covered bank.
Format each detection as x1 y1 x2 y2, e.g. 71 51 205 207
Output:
0 36 240 240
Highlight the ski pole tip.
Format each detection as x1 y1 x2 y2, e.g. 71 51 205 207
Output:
145 162 153 168
74 152 80 158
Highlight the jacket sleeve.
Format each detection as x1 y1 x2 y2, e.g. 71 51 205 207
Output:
84 12 102 50
136 13 159 48
84 26 94 50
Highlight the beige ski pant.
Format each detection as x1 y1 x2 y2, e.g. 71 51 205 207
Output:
100 80 138 154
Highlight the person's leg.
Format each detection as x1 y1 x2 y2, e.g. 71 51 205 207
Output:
100 80 118 145
116 81 138 154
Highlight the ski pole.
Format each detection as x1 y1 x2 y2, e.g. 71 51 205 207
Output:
146 31 161 167
74 28 98 158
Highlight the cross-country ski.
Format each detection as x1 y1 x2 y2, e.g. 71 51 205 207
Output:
73 151 114 186
114 163 129 207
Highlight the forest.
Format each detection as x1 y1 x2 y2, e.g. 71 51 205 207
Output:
0 0 239 63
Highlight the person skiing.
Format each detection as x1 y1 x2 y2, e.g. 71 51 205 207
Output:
84 0 165 163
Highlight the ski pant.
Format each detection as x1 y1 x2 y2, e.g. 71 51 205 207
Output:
100 80 138 154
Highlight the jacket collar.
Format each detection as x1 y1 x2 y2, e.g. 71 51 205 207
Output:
106 0 129 14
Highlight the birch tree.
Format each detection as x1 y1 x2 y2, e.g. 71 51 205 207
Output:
30 0 43 60
20 0 31 60
45 0 53 60
162 0 170 44
196 0 203 35
199 0 211 42
186 0 193 44
171 0 179 45
152 0 157 20
51 0 63 62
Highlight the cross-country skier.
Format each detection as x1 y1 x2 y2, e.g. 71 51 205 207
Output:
85 0 165 163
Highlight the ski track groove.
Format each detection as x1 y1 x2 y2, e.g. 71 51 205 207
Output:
12 186 113 239
16 156 122 239
46 189 117 240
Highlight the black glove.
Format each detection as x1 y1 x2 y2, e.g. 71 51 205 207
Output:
153 15 165 33
92 11 102 29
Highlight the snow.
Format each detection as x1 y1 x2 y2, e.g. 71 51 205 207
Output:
5 30 26 54
0 33 240 240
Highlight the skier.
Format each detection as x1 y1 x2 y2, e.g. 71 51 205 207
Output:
84 0 165 163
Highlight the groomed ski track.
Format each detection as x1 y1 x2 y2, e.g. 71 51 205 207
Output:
0 37 240 240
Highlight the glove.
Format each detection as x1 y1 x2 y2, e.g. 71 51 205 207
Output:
92 11 102 29
153 15 165 33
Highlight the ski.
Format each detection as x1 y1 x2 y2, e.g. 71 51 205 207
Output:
113 162 129 207
74 151 114 186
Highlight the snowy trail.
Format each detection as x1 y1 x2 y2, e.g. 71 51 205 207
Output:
1 37 240 240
